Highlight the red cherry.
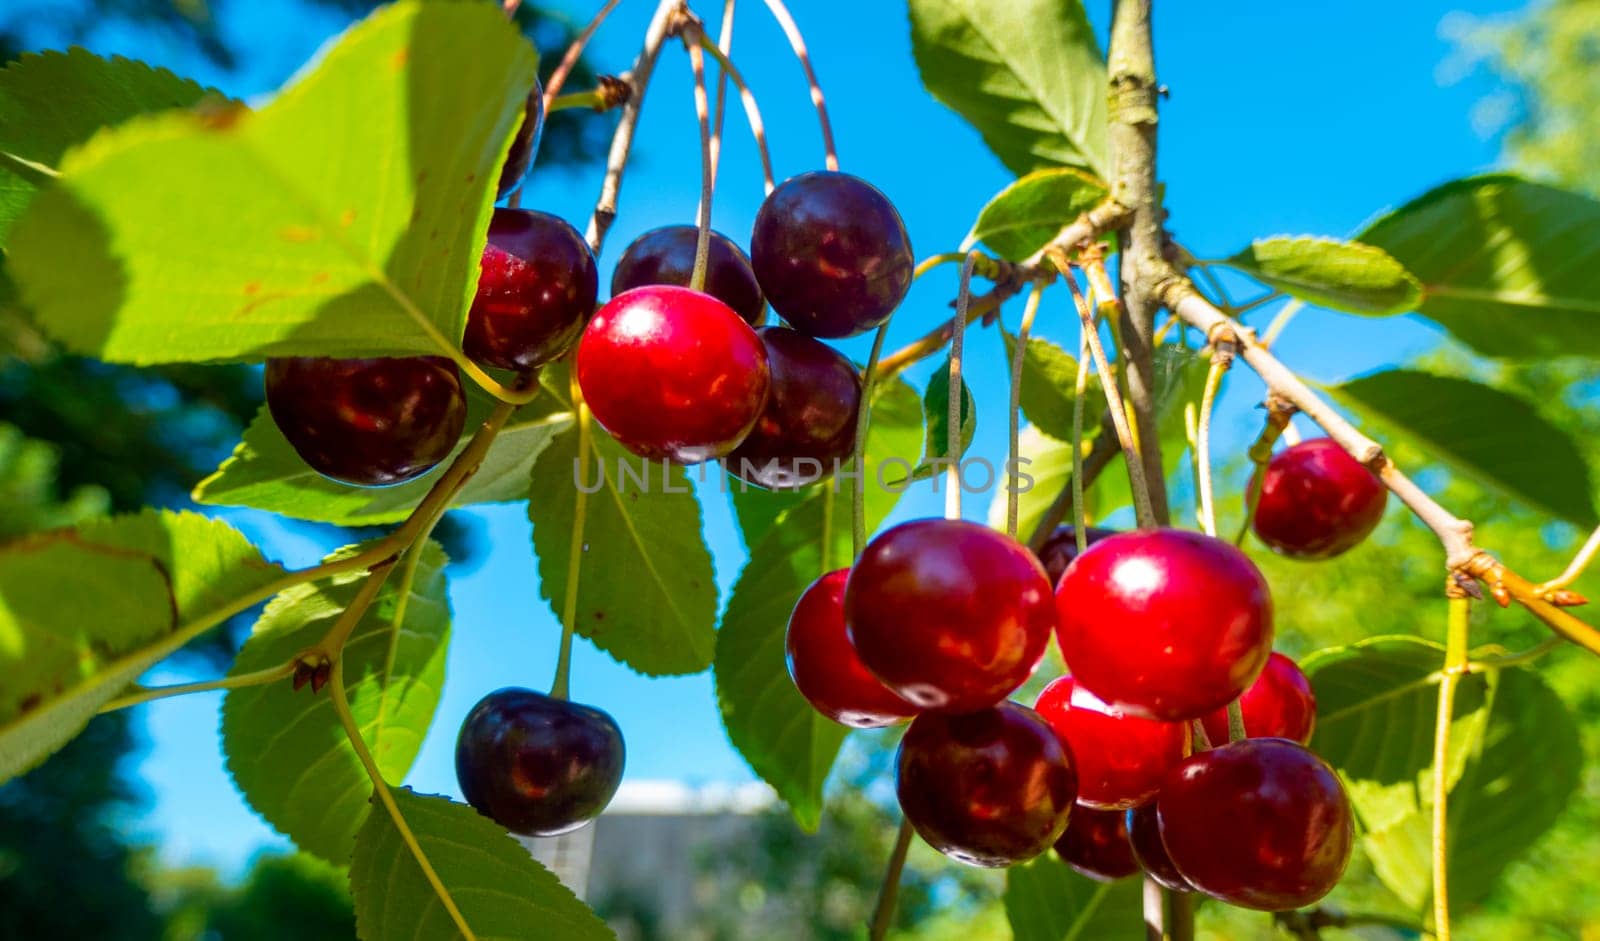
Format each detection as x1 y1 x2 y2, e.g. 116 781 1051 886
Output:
576 285 770 463
1054 806 1139 883
612 225 766 327
1035 524 1118 586
1200 652 1316 746
1156 738 1353 910
1126 803 1193 892
896 702 1078 868
846 519 1055 713
1055 529 1273 721
785 569 917 729
1035 676 1190 810
1252 437 1387 559
265 356 466 487
726 327 861 489
750 171 913 338
464 209 597 371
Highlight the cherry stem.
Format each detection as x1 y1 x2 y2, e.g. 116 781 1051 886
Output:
1225 700 1247 743
552 393 594 702
1071 326 1092 554
1536 523 1600 597
685 38 715 294
1054 251 1157 530
1194 348 1232 538
688 24 776 192
1432 593 1471 941
867 817 914 941
1189 719 1212 751
1234 401 1293 546
708 0 736 186
853 321 892 561
540 0 623 110
946 253 979 520
759 0 837 170
1005 284 1044 539
1258 298 1304 350
98 661 298 714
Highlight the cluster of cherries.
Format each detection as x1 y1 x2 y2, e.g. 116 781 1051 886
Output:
788 439 1389 911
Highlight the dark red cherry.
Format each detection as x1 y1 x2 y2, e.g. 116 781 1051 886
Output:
1036 525 1118 586
612 225 766 326
726 327 861 489
496 86 545 199
786 569 917 729
455 687 624 837
1200 651 1316 746
1055 529 1273 721
1035 676 1190 810
896 702 1078 868
846 519 1055 713
463 209 597 371
750 171 913 338
1156 738 1353 910
1252 437 1387 559
264 356 466 487
576 285 770 463
1054 806 1138 883
1126 803 1193 892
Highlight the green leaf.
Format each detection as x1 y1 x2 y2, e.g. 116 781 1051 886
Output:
529 425 717 677
194 391 572 525
1305 636 1490 832
1359 668 1582 913
1357 174 1600 358
222 540 450 865
1222 236 1421 316
0 510 283 783
715 379 923 830
349 787 613 940
1004 852 1144 941
9 1 538 364
921 354 977 468
1000 330 1105 443
0 48 214 244
908 0 1108 178
967 168 1109 262
1329 369 1597 526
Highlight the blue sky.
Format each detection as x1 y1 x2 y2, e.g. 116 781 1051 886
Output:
48 0 1525 871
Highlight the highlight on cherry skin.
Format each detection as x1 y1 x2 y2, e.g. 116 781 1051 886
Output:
749 170 914 338
726 326 862 490
895 701 1079 869
1035 675 1191 810
1252 436 1388 560
844 518 1055 713
1054 528 1274 721
785 568 917 729
463 207 598 371
264 355 467 488
612 224 767 327
575 283 771 464
454 687 626 838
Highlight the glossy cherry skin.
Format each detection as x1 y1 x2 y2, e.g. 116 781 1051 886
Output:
726 327 861 489
1054 806 1139 883
1252 437 1387 559
1036 525 1118 586
846 519 1055 713
1055 529 1274 721
1200 651 1317 746
612 225 766 326
496 86 545 199
265 356 466 487
1126 803 1193 892
454 687 625 837
1035 676 1190 810
463 209 598 371
786 569 917 729
896 702 1078 868
576 285 771 463
1156 738 1353 910
749 171 913 338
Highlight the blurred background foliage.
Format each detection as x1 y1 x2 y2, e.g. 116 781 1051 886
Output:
2 0 1599 938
